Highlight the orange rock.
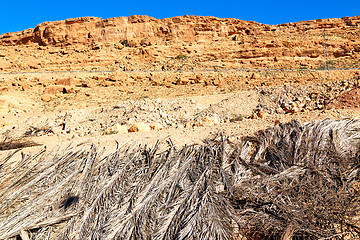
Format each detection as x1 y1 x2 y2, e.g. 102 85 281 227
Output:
128 122 151 132
257 110 266 119
128 124 139 132
55 77 74 86
41 94 56 102
175 78 190 85
194 74 204 84
19 83 31 91
44 85 65 95
63 86 76 94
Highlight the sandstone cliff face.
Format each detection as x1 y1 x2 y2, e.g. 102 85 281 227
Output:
0 15 263 46
1 15 359 47
0 15 359 72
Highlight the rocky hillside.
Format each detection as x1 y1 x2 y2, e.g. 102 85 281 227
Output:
0 15 264 46
0 15 360 72
1 15 360 49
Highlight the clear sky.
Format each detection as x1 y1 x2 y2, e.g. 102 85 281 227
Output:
1 0 359 35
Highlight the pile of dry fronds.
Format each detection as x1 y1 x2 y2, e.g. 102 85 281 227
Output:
1 119 360 239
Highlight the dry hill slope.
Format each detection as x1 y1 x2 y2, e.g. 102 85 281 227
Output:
0 15 359 116
0 15 360 72
0 15 359 149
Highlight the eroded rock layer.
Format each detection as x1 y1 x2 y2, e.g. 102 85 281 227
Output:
0 15 359 72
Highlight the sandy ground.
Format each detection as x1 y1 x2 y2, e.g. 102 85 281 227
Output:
2 75 360 161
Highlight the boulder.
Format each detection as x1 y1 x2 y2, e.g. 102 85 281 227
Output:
104 123 128 135
44 85 75 94
44 85 65 95
19 83 31 91
196 115 221 127
128 122 151 132
55 77 74 86
257 110 266 118
41 94 56 102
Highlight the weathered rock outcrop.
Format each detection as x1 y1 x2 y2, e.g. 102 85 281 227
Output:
0 15 264 46
1 15 359 47
0 15 359 73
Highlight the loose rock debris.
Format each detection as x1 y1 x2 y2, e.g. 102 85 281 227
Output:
1 119 360 239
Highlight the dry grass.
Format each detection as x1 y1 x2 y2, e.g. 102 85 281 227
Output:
1 119 360 239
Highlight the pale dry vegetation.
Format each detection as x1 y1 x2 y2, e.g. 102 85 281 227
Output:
1 119 360 239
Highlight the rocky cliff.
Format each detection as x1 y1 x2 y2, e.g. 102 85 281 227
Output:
1 15 359 47
0 15 360 72
1 15 263 46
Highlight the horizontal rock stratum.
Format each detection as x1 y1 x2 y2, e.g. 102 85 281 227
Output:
1 15 360 47
0 15 360 72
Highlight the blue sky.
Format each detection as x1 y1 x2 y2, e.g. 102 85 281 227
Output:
1 0 359 35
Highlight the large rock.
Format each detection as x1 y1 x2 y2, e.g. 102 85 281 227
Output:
44 85 75 94
104 123 128 135
55 77 74 86
44 85 66 95
195 115 221 127
41 94 56 102
128 122 151 132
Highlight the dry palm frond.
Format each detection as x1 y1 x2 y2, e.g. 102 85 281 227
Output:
1 119 360 239
230 119 360 239
0 137 41 151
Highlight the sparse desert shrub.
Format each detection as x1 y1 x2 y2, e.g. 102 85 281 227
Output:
175 53 188 60
121 40 129 47
230 115 243 122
